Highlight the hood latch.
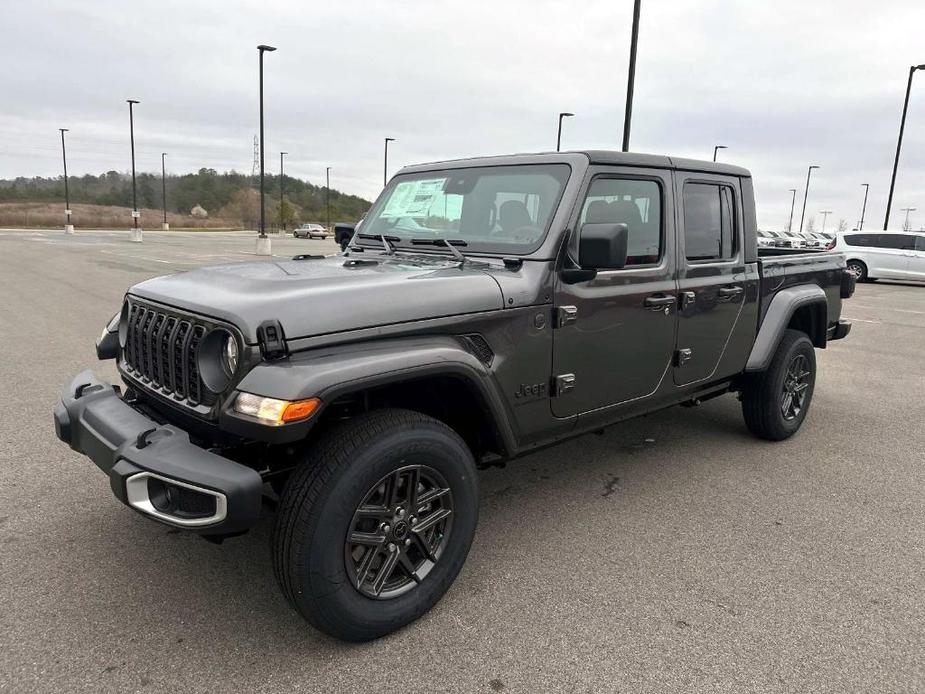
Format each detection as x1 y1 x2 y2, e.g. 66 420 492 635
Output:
257 320 288 360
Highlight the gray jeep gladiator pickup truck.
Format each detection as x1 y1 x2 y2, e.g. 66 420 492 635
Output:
54 151 854 641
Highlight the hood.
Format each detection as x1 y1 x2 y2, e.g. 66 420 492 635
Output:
129 254 505 343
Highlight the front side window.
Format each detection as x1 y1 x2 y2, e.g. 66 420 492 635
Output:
359 164 570 254
578 178 662 265
916 236 925 252
683 183 737 261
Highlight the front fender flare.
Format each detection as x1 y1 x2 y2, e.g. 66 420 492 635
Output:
234 336 517 455
745 285 827 372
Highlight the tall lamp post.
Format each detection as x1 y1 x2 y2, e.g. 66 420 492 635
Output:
622 0 641 152
127 100 142 242
901 207 916 231
820 210 832 233
557 112 574 152
256 44 277 256
787 188 797 232
384 137 395 187
884 64 925 230
325 166 331 232
799 165 820 233
160 153 169 230
59 128 73 234
279 151 287 235
713 145 727 162
858 183 869 230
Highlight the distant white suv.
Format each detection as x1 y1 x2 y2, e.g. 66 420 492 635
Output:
831 231 925 282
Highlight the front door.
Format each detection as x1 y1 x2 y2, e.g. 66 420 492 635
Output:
673 173 748 385
551 167 677 417
908 235 925 279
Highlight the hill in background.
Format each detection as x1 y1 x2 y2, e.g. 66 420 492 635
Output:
0 168 372 230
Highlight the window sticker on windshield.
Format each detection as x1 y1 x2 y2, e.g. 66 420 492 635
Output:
382 179 446 217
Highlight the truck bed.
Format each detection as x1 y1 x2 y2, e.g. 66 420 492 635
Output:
756 249 847 323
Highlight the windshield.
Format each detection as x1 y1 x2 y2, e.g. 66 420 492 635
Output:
358 164 571 254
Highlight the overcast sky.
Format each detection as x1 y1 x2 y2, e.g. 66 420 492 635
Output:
3 0 924 230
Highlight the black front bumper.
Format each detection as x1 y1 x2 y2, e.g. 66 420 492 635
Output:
54 371 263 535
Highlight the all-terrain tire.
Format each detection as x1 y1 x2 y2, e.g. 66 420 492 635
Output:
272 408 478 641
741 329 816 441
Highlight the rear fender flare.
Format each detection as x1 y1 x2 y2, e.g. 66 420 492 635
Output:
745 285 827 372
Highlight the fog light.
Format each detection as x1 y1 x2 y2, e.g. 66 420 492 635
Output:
233 392 320 425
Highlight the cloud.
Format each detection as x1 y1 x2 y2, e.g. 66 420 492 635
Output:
2 0 924 229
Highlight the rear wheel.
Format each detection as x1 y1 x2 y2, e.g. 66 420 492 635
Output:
846 260 867 282
741 329 816 441
272 408 478 641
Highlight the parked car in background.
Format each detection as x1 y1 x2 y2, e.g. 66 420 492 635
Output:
758 230 783 248
759 230 791 247
830 230 925 282
798 232 822 249
333 222 357 250
294 223 329 239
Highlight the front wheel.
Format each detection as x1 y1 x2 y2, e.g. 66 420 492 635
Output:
272 408 478 641
741 329 816 441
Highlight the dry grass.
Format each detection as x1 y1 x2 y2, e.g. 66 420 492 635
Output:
0 202 242 230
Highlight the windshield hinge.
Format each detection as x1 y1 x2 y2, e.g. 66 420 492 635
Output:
257 320 288 360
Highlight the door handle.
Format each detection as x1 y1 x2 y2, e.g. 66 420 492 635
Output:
717 286 744 301
644 294 676 309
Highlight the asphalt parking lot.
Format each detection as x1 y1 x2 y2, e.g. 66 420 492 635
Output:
1 228 923 693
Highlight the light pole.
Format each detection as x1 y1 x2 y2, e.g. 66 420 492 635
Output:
59 128 73 234
622 0 641 152
279 151 287 234
127 100 142 242
557 112 574 152
384 137 395 187
787 188 797 232
325 166 331 232
799 165 820 233
256 44 277 255
713 145 727 162
901 207 916 231
884 64 925 230
160 153 168 230
858 183 869 230
820 210 832 233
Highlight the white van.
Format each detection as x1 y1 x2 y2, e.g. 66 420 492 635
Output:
831 231 925 282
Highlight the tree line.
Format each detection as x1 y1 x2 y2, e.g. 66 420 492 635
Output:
0 169 371 227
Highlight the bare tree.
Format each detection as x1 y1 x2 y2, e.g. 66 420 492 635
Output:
806 216 816 233
837 218 848 232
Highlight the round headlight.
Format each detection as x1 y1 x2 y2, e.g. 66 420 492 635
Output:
198 329 238 393
222 334 239 377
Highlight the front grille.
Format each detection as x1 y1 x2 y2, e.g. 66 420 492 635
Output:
123 301 216 407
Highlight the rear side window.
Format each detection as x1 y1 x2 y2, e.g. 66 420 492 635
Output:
578 178 662 265
917 236 925 251
845 233 915 249
682 183 736 261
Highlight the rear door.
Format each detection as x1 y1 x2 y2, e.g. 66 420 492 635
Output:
551 166 677 417
869 234 909 278
673 173 747 385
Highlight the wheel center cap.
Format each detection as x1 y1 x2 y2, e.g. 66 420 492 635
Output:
392 520 408 540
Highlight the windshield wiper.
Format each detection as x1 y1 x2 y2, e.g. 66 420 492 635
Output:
356 233 400 255
410 238 468 264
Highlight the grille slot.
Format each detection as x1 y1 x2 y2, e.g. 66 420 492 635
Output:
123 301 217 407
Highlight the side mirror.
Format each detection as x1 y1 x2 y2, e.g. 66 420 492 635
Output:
578 222 628 270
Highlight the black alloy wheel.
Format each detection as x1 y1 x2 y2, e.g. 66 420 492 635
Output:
345 465 453 600
781 354 811 421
